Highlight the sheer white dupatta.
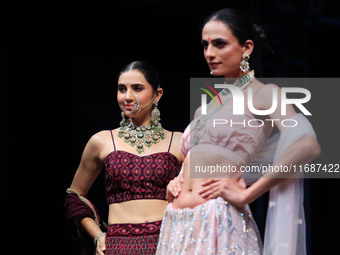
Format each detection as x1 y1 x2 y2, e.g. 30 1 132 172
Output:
248 113 316 255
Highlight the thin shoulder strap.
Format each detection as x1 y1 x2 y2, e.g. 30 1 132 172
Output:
168 132 174 152
109 130 116 151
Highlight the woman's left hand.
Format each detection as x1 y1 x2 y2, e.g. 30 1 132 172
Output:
198 178 248 207
166 175 184 202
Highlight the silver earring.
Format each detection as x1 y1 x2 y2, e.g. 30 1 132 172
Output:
240 53 250 73
120 111 126 125
210 71 213 75
151 102 160 126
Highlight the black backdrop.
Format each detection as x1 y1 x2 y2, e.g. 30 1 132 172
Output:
4 0 340 254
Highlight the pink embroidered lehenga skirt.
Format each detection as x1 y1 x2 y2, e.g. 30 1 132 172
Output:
156 197 262 255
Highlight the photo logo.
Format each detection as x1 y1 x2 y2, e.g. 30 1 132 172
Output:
201 84 312 116
198 83 222 114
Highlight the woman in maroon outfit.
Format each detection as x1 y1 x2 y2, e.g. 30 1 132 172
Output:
65 61 183 255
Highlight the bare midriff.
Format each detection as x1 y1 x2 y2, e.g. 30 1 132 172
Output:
172 152 241 209
108 199 169 224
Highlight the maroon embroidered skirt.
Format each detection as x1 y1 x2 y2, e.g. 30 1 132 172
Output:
105 221 161 255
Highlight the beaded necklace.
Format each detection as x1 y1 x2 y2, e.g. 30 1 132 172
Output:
118 119 165 154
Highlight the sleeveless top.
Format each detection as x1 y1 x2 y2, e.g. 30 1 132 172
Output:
180 104 272 166
104 131 181 204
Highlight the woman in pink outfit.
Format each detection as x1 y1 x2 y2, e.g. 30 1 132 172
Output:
157 8 320 255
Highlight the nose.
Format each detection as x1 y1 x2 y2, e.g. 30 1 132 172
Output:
205 44 215 60
124 88 134 102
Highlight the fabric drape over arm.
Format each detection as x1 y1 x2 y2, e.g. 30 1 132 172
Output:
263 113 317 255
64 188 107 243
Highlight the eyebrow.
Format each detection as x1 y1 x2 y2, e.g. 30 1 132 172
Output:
118 83 145 87
201 38 227 44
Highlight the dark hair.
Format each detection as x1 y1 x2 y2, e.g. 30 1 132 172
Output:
202 8 253 46
119 60 161 92
202 8 270 74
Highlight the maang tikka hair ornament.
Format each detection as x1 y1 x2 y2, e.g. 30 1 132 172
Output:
239 53 250 73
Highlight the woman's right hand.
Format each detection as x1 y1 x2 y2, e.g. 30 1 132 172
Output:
166 175 184 202
198 178 248 207
96 235 106 255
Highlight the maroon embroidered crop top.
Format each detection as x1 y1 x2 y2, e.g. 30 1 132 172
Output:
104 131 181 204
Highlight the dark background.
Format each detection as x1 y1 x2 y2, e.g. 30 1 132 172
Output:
4 0 340 254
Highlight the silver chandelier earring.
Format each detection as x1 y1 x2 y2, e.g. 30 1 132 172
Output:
120 111 126 125
240 53 250 73
151 102 161 126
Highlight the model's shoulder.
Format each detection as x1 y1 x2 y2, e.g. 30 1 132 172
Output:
162 129 181 142
91 130 109 140
256 83 281 96
193 105 203 119
248 82 280 110
168 130 183 138
88 129 116 148
170 131 183 147
172 131 183 136
164 130 184 162
253 82 280 101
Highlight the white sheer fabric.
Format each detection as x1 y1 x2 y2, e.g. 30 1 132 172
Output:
156 197 262 255
262 113 316 255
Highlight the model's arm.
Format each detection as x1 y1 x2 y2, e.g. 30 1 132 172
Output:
242 84 321 204
236 135 320 206
68 132 107 254
165 131 184 202
70 133 105 196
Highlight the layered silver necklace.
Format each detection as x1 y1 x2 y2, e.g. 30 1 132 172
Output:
118 103 165 154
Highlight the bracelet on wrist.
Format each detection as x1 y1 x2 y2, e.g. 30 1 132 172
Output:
94 232 106 247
